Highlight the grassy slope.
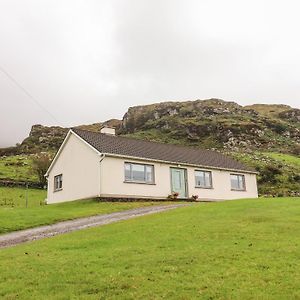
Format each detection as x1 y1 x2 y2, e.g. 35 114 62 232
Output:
0 186 46 208
0 197 299 299
0 155 38 182
230 151 300 196
0 195 174 234
265 152 300 167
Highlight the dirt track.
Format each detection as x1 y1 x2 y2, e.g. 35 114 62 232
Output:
0 204 188 249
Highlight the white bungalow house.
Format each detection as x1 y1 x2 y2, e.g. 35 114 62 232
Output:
45 127 258 204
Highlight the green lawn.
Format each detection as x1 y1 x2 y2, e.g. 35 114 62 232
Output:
0 197 299 299
0 187 173 234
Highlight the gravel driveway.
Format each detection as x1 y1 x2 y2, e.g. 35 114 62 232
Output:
0 203 188 249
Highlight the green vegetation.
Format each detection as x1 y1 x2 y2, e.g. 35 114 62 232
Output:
265 152 300 167
0 198 299 299
0 186 46 208
122 99 300 153
0 155 38 182
0 192 172 234
230 151 300 197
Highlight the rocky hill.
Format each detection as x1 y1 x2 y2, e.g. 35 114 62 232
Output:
0 98 299 197
1 98 299 155
120 99 300 154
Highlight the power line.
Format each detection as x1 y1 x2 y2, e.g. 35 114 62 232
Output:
0 65 60 124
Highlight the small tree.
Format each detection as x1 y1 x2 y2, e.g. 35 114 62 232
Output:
32 153 52 188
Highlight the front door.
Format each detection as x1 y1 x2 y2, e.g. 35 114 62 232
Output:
170 168 188 198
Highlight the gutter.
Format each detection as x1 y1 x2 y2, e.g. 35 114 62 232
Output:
102 153 259 175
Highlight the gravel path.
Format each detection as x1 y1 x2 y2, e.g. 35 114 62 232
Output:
0 204 188 249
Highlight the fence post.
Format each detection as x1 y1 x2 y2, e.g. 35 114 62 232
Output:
25 183 28 208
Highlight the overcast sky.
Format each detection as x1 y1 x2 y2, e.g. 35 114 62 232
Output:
1 0 300 147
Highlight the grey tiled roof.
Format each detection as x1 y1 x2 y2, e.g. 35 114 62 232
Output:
72 128 256 173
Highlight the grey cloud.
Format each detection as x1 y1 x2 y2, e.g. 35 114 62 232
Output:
0 0 299 147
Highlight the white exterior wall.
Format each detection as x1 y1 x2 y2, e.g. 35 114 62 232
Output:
46 133 100 204
46 133 258 203
100 156 258 200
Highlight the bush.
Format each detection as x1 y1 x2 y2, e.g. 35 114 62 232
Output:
291 144 300 156
167 192 179 200
258 165 282 184
31 154 52 188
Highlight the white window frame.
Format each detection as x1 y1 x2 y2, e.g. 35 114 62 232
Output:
195 170 213 189
124 162 155 184
230 174 246 191
54 174 63 192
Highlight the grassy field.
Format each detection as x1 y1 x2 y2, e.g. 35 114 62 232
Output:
0 155 38 182
0 187 173 234
0 197 299 299
0 186 46 208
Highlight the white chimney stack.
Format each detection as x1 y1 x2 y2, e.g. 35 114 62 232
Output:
100 126 116 136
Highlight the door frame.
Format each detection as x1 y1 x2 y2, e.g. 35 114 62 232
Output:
170 167 188 198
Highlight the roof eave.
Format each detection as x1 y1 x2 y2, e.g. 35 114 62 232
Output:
103 153 258 175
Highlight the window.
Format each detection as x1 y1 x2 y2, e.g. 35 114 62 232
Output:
230 174 246 191
124 163 154 184
195 170 212 188
54 174 63 191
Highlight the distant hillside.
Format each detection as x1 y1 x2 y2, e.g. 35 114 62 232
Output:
0 98 299 197
0 119 121 156
1 98 299 155
120 99 300 154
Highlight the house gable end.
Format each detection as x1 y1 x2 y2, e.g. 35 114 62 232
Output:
45 129 101 177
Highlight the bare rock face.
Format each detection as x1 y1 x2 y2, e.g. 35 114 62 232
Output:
279 108 300 122
20 125 68 153
120 98 300 153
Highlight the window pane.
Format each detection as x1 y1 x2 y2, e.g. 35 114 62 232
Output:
59 175 63 189
195 171 212 187
238 175 245 189
146 165 153 183
54 174 63 190
125 163 154 183
132 164 145 181
204 172 211 187
195 171 205 186
231 175 239 189
124 163 131 181
231 174 244 190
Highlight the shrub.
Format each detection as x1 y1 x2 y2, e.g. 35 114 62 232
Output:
167 192 179 200
31 153 52 188
258 165 282 184
291 144 300 156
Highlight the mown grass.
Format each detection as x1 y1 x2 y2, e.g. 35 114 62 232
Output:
0 197 299 299
0 187 175 234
